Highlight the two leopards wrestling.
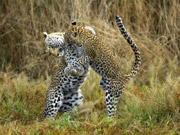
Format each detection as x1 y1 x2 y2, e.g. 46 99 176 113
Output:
43 16 141 118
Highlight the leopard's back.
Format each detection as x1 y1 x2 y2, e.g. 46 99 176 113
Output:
64 26 127 79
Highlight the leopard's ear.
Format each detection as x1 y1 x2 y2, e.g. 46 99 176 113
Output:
43 32 48 38
71 21 76 26
85 26 96 35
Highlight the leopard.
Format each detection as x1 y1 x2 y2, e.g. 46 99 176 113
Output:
63 16 141 117
42 26 96 119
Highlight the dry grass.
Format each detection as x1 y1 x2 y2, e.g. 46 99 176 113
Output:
0 0 180 134
0 0 180 78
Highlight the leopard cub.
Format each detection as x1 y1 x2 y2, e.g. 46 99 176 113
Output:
42 26 96 118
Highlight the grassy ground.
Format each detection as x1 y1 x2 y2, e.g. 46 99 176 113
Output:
0 70 179 135
0 0 180 134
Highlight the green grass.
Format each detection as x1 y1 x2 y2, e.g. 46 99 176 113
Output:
0 70 179 135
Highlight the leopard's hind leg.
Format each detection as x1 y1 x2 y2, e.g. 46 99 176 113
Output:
100 78 124 117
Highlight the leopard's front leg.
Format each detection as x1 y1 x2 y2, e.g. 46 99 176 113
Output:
64 56 90 76
64 64 85 76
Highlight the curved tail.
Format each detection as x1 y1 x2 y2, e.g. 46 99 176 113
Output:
116 16 141 78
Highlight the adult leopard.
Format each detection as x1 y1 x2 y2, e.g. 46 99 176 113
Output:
63 16 141 117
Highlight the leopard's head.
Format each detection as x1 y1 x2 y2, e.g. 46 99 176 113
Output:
64 25 96 47
43 32 65 48
43 32 65 57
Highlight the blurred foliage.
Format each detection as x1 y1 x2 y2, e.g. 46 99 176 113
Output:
0 0 180 80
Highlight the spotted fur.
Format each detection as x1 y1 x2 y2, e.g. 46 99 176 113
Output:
64 16 141 117
42 26 96 119
42 45 89 118
42 33 88 118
